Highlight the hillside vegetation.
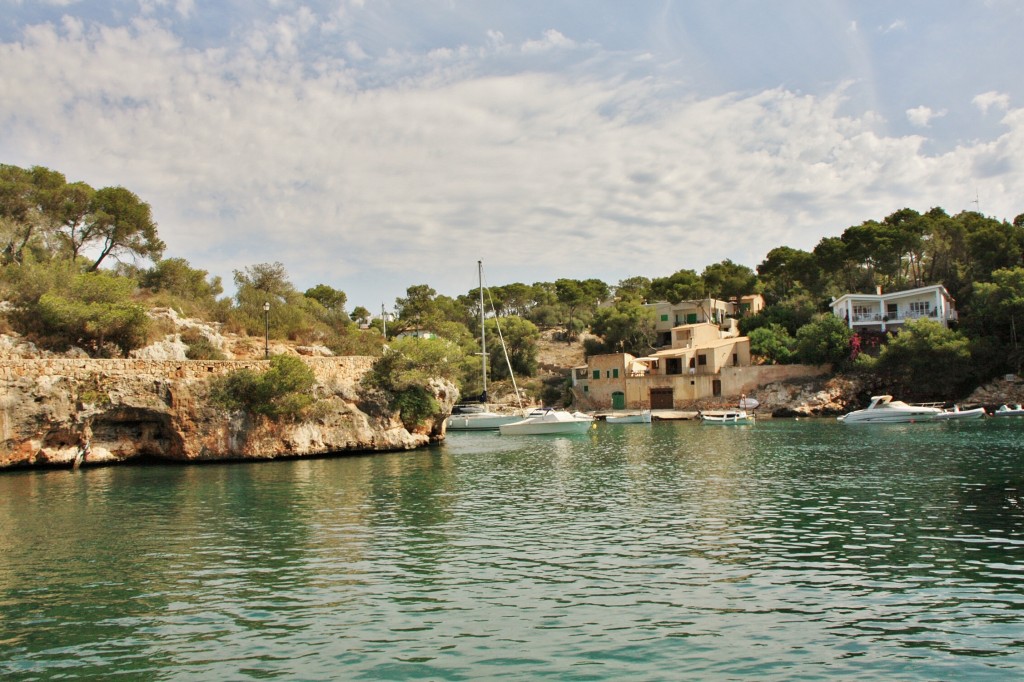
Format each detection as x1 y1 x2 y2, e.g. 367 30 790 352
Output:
3 162 1024 404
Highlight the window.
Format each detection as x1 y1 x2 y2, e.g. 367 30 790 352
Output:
909 301 931 313
698 354 707 366
592 370 600 380
583 385 589 392
612 369 619 378
732 353 738 366
661 314 669 322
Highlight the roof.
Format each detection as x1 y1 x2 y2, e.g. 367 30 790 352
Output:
831 284 953 306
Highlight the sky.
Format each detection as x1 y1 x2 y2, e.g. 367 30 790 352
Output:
2 1 1023 313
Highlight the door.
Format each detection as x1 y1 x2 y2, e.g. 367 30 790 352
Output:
612 391 626 409
650 388 674 409
712 380 722 397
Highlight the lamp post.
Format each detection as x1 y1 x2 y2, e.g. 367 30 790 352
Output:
263 301 270 359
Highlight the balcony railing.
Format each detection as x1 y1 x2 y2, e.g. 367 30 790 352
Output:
849 307 955 324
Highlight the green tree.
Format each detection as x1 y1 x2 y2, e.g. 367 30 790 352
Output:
363 337 465 429
748 324 796 364
589 299 657 355
965 267 1024 373
794 314 853 366
701 259 758 301
485 315 539 379
350 305 372 324
554 278 609 340
142 257 223 303
874 318 973 400
757 246 818 304
86 186 164 270
304 284 347 316
614 276 652 303
648 269 704 303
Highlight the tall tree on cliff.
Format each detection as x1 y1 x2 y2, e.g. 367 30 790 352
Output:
84 186 164 270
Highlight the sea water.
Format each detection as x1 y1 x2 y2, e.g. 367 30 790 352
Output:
1 418 1022 680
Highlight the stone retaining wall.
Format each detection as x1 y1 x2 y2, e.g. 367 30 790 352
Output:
0 356 376 383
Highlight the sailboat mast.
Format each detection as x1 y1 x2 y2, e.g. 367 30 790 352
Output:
479 260 487 404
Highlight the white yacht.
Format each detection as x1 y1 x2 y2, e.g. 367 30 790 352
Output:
498 408 594 435
837 395 943 423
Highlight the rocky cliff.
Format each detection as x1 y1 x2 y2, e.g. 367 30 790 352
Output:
0 357 457 470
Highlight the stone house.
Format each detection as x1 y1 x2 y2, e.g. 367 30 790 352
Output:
574 322 753 409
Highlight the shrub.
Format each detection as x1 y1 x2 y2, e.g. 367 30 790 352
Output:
210 355 317 420
748 324 796 364
182 328 227 360
363 337 464 429
794 314 853 366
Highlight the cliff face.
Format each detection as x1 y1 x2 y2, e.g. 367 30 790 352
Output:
0 357 457 469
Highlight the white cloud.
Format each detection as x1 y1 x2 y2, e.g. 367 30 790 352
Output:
906 105 946 127
1 13 1022 307
880 20 906 33
973 90 1011 114
521 29 576 53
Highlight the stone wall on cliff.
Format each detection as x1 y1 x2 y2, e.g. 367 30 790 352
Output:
0 357 456 469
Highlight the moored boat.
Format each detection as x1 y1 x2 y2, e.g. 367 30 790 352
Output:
605 409 652 424
701 409 754 424
932 405 987 420
498 408 595 435
993 404 1024 417
837 395 942 423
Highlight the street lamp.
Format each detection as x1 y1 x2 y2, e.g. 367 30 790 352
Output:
263 301 270 359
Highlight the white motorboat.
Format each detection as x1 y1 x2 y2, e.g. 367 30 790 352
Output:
605 409 652 424
701 409 754 424
837 395 943 423
932 405 987 420
498 408 595 435
993 404 1024 417
446 261 525 431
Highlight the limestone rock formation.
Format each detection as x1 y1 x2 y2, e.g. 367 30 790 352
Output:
0 357 456 470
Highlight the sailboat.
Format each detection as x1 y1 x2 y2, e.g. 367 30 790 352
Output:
446 261 525 431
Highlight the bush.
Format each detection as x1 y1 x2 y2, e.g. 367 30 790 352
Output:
182 328 227 360
794 314 853 366
17 271 150 357
363 337 464 429
210 355 317 420
748 324 796 364
874 319 973 400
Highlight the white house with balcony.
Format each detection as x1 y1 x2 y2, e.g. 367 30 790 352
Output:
830 284 957 332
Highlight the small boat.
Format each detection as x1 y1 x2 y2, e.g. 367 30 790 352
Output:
993 404 1024 417
932 405 987 420
605 409 652 424
837 395 942 423
701 409 754 424
738 396 760 410
498 408 595 435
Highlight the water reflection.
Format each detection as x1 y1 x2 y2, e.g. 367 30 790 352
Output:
2 419 1023 679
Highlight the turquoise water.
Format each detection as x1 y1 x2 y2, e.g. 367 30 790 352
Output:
1 419 1022 680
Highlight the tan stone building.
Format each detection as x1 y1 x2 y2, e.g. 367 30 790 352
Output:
575 322 753 409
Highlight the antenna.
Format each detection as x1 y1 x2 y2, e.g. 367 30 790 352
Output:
971 190 980 213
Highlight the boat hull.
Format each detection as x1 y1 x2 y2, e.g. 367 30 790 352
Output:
701 410 753 424
447 413 524 430
605 410 652 424
499 411 594 435
933 407 986 421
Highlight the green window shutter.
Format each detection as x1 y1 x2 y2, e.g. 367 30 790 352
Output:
613 369 619 378
661 314 668 322
593 370 600 380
